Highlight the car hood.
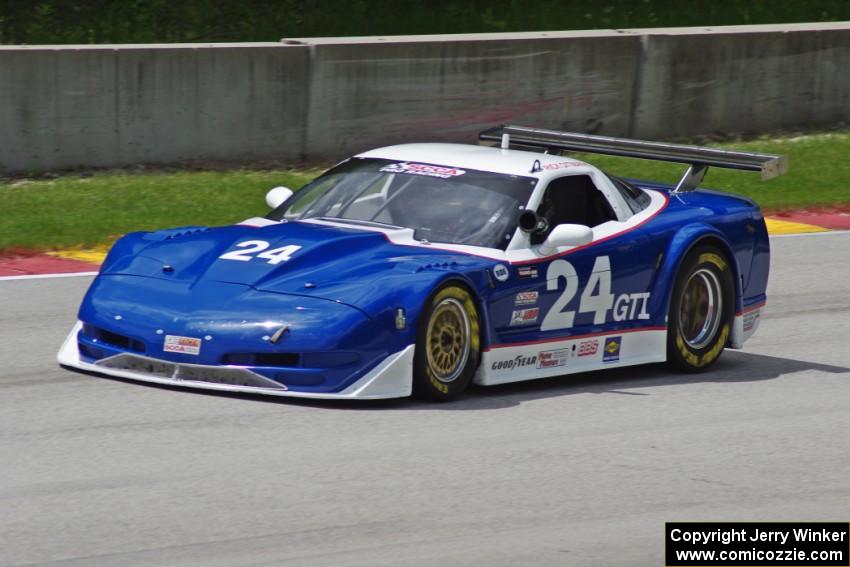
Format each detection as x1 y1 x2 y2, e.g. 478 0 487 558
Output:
101 220 486 314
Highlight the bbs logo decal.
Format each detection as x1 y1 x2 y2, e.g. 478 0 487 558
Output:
578 339 599 357
491 355 537 371
578 339 599 356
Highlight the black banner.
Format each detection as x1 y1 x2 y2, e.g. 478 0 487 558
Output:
666 522 849 566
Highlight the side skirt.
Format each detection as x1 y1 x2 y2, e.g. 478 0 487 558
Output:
475 328 667 386
728 303 765 349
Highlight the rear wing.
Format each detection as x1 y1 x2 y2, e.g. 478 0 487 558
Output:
478 124 788 193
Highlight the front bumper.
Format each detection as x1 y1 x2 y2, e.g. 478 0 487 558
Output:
58 322 414 399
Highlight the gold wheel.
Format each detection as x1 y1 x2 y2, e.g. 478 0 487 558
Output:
425 297 470 383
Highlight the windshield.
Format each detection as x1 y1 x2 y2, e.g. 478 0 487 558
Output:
268 158 537 250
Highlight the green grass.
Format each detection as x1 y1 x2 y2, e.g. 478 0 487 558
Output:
573 132 850 211
1 132 848 253
0 168 319 252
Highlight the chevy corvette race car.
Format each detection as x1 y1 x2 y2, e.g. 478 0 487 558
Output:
58 125 786 401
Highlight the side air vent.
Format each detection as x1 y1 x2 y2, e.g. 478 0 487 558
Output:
142 226 209 241
82 324 146 353
221 352 300 367
79 343 106 360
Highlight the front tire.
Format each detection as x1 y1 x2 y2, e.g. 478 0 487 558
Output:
412 284 481 401
667 246 735 372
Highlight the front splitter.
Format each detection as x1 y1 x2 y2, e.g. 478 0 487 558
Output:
57 321 414 400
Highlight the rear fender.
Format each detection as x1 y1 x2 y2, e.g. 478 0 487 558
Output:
649 224 743 329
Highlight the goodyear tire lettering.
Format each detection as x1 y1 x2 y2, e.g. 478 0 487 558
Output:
668 247 735 373
698 252 727 271
429 374 449 394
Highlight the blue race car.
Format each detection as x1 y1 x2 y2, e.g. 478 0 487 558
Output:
58 125 786 401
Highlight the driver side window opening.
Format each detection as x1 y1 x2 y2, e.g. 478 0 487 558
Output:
531 175 617 245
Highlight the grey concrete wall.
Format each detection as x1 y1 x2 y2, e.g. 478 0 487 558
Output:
303 33 642 156
0 44 310 171
1 23 849 173
631 25 850 139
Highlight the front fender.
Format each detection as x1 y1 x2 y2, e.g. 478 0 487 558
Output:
359 268 492 349
99 231 151 273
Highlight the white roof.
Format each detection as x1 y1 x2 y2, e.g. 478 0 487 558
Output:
356 143 595 178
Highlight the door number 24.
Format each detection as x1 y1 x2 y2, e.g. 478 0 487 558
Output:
541 256 651 331
219 240 302 265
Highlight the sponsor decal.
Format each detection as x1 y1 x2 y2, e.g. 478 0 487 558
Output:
541 161 585 171
613 291 652 321
514 291 538 306
518 266 539 279
219 240 301 265
540 256 652 332
492 264 509 282
743 309 760 332
491 354 537 371
578 339 599 357
537 348 570 369
602 336 621 363
510 307 540 326
164 335 202 355
379 162 465 179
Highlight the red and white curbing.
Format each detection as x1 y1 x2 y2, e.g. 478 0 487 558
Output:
0 255 98 280
765 208 850 233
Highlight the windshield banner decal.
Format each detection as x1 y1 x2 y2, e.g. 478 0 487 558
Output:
379 162 466 178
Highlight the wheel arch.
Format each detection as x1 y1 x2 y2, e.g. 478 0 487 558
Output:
411 275 486 400
651 224 743 323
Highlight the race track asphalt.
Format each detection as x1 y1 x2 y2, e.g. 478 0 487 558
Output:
1 232 848 566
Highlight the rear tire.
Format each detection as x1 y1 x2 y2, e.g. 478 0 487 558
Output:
412 284 481 401
667 246 734 372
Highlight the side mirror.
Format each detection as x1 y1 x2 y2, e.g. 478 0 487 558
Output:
265 186 294 209
542 224 593 251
